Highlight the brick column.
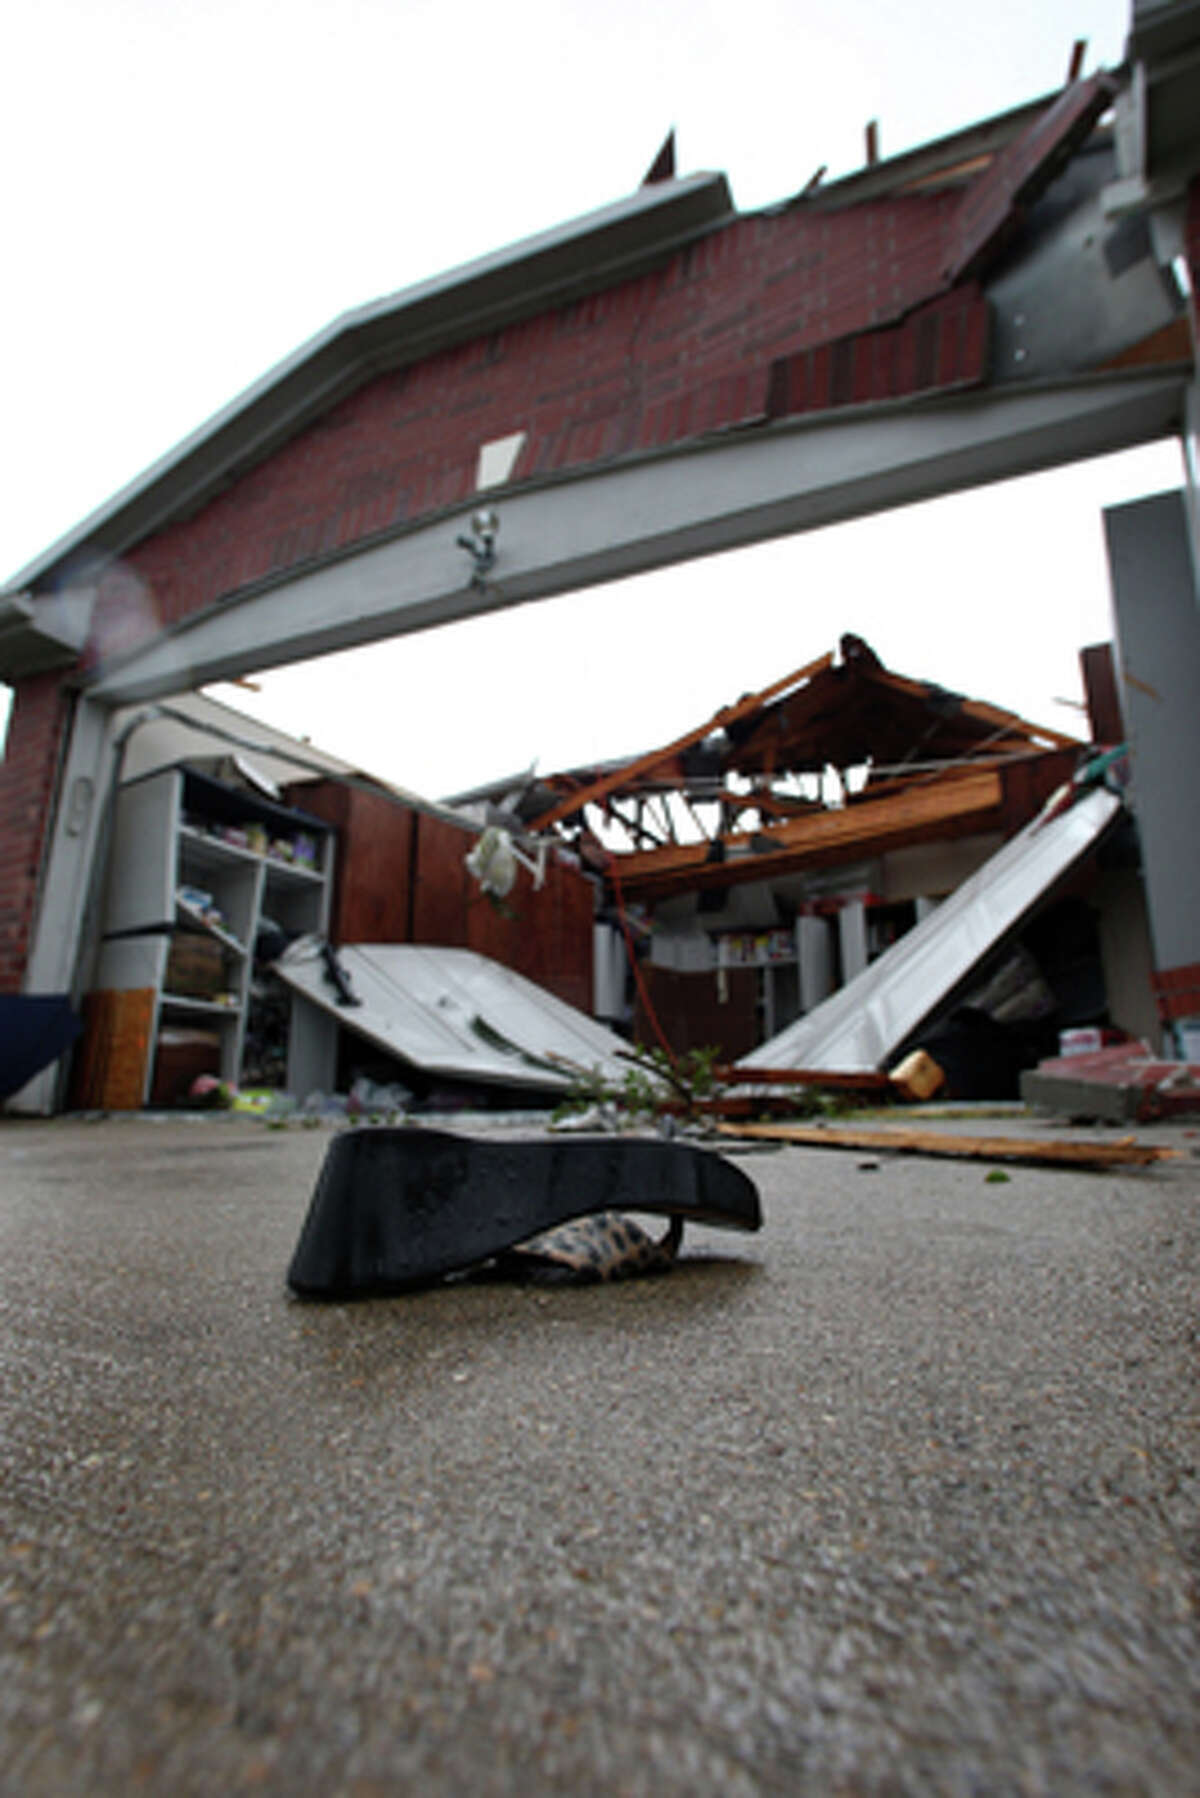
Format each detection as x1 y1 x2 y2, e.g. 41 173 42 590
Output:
0 673 72 993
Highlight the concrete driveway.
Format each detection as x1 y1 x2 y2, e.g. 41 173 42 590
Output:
1 1112 1197 1794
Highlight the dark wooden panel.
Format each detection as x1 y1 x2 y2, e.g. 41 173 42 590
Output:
284 780 414 943
411 813 471 947
634 965 759 1063
997 748 1079 835
286 782 595 1010
464 849 595 1014
1080 642 1124 746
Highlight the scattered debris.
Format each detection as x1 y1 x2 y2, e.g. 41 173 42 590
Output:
54 640 1148 1124
491 1212 683 1284
454 636 1100 1083
888 1049 947 1102
714 1051 946 1103
713 1065 892 1097
554 1044 717 1126
188 1074 236 1109
1021 1042 1200 1123
715 1119 1179 1170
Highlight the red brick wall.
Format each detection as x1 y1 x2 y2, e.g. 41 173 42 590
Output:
80 190 965 668
84 92 1130 678
0 674 71 993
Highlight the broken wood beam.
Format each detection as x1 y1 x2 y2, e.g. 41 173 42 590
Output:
614 766 1003 898
714 1065 892 1095
860 665 1081 751
525 651 834 831
663 1094 868 1118
715 1051 942 1104
714 1120 1180 1169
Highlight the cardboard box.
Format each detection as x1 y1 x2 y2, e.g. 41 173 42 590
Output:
165 934 226 999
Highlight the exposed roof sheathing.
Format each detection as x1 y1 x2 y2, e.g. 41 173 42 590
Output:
943 72 1117 283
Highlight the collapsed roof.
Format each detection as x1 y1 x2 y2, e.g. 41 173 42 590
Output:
458 635 1084 906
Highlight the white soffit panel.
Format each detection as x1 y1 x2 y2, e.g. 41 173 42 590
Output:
739 787 1122 1073
274 940 631 1091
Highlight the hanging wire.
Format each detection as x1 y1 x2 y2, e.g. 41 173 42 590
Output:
606 852 677 1067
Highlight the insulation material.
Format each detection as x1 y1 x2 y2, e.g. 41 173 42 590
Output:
738 787 1121 1074
274 939 631 1092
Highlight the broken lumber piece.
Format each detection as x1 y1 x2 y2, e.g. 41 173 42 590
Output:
887 1048 946 1102
714 1120 1180 1170
716 1053 944 1104
715 1065 893 1096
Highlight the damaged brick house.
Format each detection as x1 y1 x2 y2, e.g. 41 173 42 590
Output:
2 1 1198 1109
58 629 1155 1111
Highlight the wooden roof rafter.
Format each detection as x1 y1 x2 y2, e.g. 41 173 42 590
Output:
616 765 1008 904
525 651 834 831
526 638 1083 887
855 664 1079 751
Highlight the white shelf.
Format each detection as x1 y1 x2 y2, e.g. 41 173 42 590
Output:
94 765 334 1103
179 823 264 873
175 896 247 957
263 856 324 887
179 824 325 885
161 993 243 1018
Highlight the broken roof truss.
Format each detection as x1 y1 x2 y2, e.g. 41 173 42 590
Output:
464 635 1083 905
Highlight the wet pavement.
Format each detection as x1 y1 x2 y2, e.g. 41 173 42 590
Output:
1 1110 1197 1795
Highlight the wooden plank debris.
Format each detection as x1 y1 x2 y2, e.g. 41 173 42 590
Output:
716 1052 945 1101
715 1120 1180 1169
616 765 1004 899
713 1065 892 1095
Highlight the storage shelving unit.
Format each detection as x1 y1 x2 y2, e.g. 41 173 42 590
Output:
92 765 334 1104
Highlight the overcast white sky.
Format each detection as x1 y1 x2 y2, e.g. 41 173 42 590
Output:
1 0 1184 797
